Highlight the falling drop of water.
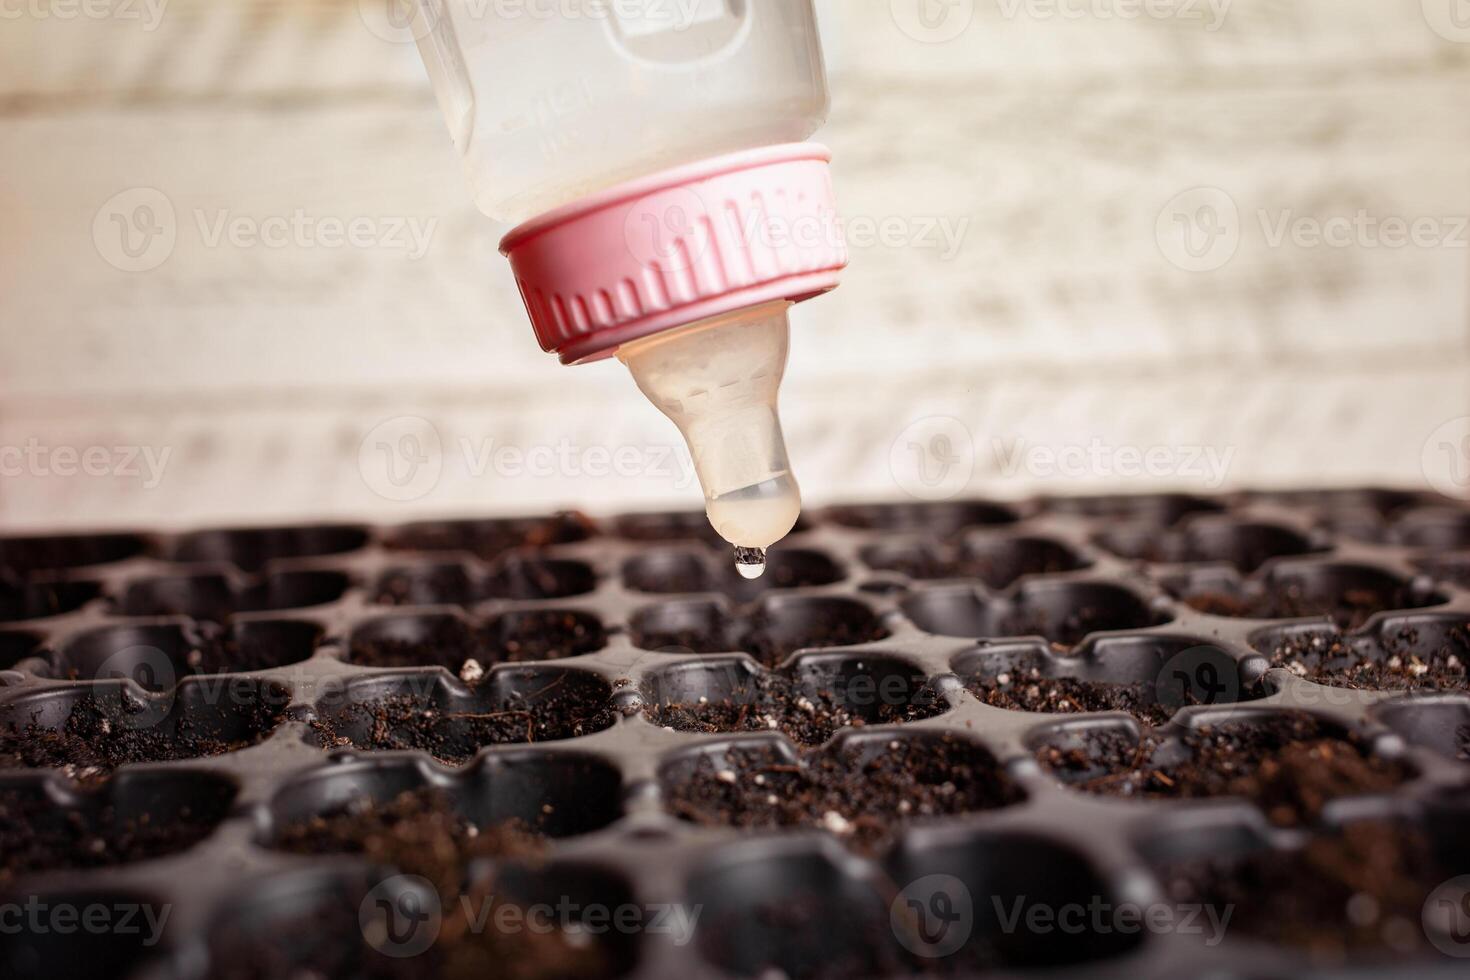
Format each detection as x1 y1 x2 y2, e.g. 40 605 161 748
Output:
734 546 767 580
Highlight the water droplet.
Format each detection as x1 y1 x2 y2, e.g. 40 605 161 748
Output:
734 546 766 580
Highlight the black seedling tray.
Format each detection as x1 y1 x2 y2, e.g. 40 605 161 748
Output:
3 490 1470 979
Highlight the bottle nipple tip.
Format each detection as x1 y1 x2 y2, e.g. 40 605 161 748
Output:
734 546 767 580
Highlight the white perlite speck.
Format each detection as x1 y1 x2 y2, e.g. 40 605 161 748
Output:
821 811 853 835
459 659 485 683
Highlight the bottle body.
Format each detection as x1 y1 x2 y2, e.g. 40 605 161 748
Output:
411 1 844 564
413 0 830 224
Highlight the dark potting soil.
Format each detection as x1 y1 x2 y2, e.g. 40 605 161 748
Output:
386 514 596 563
647 672 944 747
488 611 605 663
215 789 612 980
1159 821 1450 961
1265 623 1470 691
740 606 889 668
1036 714 1411 826
664 737 1021 854
636 606 888 665
998 606 1139 650
0 787 231 881
309 689 615 765
0 696 283 777
970 666 1199 727
273 788 545 897
374 565 477 607
349 619 489 672
1185 584 1415 631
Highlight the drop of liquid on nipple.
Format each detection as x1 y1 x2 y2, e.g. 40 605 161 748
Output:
734 546 767 580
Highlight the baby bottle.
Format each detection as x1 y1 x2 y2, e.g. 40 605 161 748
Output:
409 0 847 571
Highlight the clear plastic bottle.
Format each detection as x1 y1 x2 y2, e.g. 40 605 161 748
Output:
411 0 844 569
412 0 830 223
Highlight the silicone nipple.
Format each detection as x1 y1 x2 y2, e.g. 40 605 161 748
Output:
619 301 803 572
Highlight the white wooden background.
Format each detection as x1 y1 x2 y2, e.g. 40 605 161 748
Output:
0 0 1467 529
